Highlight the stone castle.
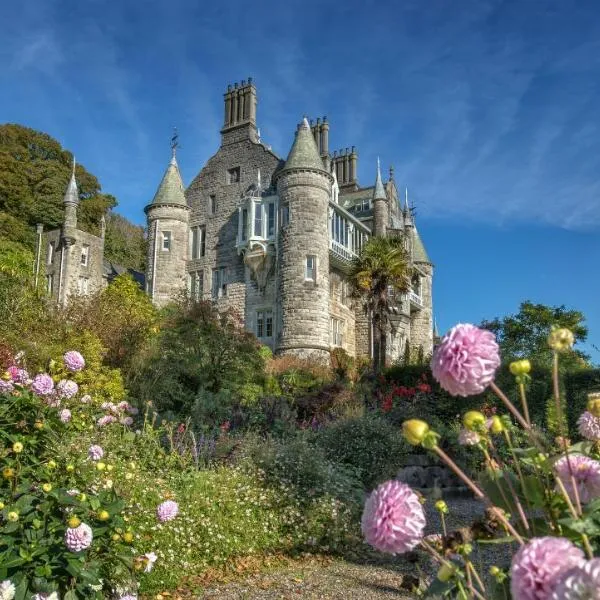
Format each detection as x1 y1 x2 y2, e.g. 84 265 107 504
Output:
42 79 433 362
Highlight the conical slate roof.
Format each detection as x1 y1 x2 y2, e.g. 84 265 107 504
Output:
63 172 79 205
412 227 431 264
282 118 326 172
372 158 386 200
148 155 187 207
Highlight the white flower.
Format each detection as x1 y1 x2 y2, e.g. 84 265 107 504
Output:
144 551 158 572
0 580 16 600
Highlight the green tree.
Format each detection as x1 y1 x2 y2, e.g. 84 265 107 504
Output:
349 236 411 371
0 123 145 269
481 301 590 370
128 300 265 415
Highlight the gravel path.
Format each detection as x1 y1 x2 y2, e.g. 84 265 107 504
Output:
183 496 510 599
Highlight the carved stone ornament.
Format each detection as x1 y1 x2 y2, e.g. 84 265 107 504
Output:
243 242 275 293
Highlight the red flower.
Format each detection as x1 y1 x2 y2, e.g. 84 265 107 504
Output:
220 420 231 433
382 394 393 413
177 423 186 434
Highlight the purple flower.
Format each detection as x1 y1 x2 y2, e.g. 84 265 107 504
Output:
361 480 426 554
56 379 78 399
458 428 481 446
118 401 131 411
63 350 85 372
8 366 29 384
64 522 93 552
431 323 501 397
120 416 133 426
0 380 14 394
577 411 600 442
550 558 600 600
128 406 139 415
31 373 54 396
157 500 179 522
88 445 104 461
555 454 600 504
97 415 116 427
510 537 585 600
45 395 61 408
80 394 91 404
59 409 72 423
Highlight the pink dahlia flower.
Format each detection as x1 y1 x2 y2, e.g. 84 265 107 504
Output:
118 401 131 411
550 558 600 600
577 411 600 442
97 415 116 427
511 537 584 600
361 480 426 554
56 379 78 399
458 428 481 446
555 454 600 504
31 373 54 396
0 380 14 394
59 409 72 423
127 406 139 415
64 522 93 552
80 394 91 404
88 445 104 461
157 500 179 522
431 323 501 397
63 350 85 372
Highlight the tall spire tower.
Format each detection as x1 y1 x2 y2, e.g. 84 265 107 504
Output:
372 157 388 236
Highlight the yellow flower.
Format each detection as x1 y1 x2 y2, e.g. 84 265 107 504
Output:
96 462 106 471
78 493 87 502
548 328 575 352
97 510 110 521
112 533 121 542
12 441 23 453
463 410 486 431
402 419 430 446
125 472 133 480
47 460 57 469
66 464 75 472
434 500 448 514
489 415 504 434
1 371 10 381
123 531 134 543
42 483 52 493
34 421 44 430
0 501 5 510
509 359 531 376
2 467 15 479
106 464 114 472
67 516 81 528
7 511 19 522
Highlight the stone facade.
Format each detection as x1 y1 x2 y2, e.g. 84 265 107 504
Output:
143 80 435 362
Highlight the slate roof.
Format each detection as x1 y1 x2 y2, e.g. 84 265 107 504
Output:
147 156 187 207
103 259 145 288
412 227 431 264
281 118 327 172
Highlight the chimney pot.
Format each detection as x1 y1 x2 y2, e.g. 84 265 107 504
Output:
227 84 232 91
241 79 246 86
248 76 253 83
234 82 238 89
316 117 321 124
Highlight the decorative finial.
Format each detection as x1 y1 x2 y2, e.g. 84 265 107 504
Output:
72 156 76 177
171 127 179 159
257 127 261 143
377 156 381 172
389 164 394 180
301 117 310 129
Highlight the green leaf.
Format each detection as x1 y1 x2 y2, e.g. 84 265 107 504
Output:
64 590 78 600
522 475 546 507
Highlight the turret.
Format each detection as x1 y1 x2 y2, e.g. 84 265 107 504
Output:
62 158 79 240
274 118 333 362
145 141 190 306
58 159 79 305
372 158 388 236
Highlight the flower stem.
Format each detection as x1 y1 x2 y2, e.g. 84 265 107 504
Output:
518 382 531 427
433 446 524 544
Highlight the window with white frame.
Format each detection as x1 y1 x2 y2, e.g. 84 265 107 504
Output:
212 267 227 299
330 317 344 347
256 309 273 339
162 231 172 251
188 271 203 300
254 202 263 237
77 276 89 296
189 226 206 259
305 255 316 282
241 208 248 241
81 244 89 266
47 242 55 265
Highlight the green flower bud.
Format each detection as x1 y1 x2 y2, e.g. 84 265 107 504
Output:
489 415 504 434
509 359 531 376
437 563 456 582
434 500 448 514
463 410 486 431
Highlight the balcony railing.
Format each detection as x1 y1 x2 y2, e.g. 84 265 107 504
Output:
329 239 357 262
409 291 423 308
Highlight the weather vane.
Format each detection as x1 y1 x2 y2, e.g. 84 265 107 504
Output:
171 127 179 157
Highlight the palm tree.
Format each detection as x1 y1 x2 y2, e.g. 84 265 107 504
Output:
349 235 411 372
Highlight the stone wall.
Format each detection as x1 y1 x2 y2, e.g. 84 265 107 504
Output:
409 263 434 357
184 137 280 325
146 204 189 307
329 268 356 356
276 168 332 362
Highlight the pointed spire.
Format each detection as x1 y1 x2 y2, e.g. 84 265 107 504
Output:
281 117 327 172
372 157 386 200
63 157 79 205
148 147 187 208
404 186 409 212
170 127 179 164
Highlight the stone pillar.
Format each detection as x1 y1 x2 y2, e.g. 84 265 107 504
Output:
349 147 357 183
321 118 329 155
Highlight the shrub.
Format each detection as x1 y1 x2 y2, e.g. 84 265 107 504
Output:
314 414 409 489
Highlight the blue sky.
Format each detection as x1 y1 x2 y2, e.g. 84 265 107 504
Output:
1 0 599 361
